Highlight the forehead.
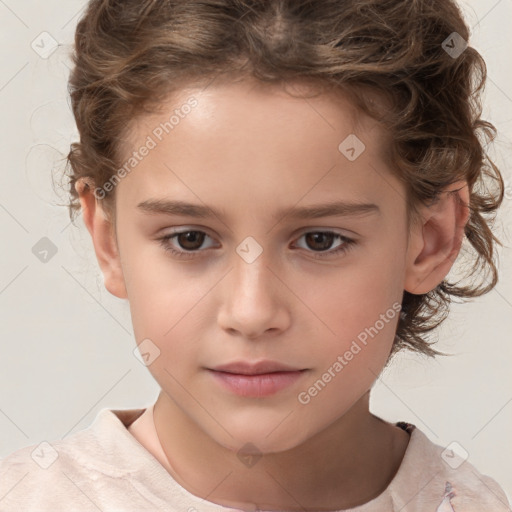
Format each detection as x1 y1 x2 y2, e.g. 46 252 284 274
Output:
115 78 401 224
122 77 384 152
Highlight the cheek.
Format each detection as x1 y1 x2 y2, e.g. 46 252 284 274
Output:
304 259 402 343
296 264 403 415
127 269 202 349
119 230 192 331
301 244 404 382
126 270 204 389
121 247 215 376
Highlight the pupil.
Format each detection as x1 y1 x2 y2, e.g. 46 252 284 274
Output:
307 232 333 251
180 231 203 250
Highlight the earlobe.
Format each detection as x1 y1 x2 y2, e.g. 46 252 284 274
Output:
74 177 128 299
404 180 470 295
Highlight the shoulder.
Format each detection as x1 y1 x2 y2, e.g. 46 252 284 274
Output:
0 408 148 512
389 424 511 511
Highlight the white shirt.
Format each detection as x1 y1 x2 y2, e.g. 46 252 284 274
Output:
1 405 510 511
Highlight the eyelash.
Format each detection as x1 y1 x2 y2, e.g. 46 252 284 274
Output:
157 229 357 260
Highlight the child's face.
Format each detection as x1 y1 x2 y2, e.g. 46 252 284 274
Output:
106 79 413 451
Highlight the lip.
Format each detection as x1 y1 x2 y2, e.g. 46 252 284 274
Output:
209 360 304 375
206 360 308 397
207 369 307 397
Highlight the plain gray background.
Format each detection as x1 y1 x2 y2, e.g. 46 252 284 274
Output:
1 0 511 502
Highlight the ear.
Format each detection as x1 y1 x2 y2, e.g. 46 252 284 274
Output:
75 177 128 299
404 180 470 295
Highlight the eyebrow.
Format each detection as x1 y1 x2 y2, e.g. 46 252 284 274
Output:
136 198 381 221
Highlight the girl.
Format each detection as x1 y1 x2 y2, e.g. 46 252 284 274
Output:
1 0 510 510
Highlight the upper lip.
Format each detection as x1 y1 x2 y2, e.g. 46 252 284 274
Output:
209 360 305 375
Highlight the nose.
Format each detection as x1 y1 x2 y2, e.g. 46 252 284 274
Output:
217 250 291 340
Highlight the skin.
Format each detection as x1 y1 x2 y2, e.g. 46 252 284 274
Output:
76 77 470 510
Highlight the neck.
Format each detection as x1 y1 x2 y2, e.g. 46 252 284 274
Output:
152 390 410 510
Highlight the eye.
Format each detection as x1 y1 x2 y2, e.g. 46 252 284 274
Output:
157 229 357 260
294 231 356 259
158 230 217 259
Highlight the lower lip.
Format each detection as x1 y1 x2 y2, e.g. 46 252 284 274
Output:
208 369 307 397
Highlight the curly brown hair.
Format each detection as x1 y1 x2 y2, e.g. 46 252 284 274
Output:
64 0 504 358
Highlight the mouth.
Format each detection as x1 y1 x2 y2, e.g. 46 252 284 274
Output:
209 360 306 375
206 368 308 397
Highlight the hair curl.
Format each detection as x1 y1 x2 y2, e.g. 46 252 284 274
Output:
64 0 504 358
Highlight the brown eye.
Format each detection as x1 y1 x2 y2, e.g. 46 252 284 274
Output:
303 232 336 252
158 230 216 259
294 231 357 259
158 229 356 261
175 231 206 250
